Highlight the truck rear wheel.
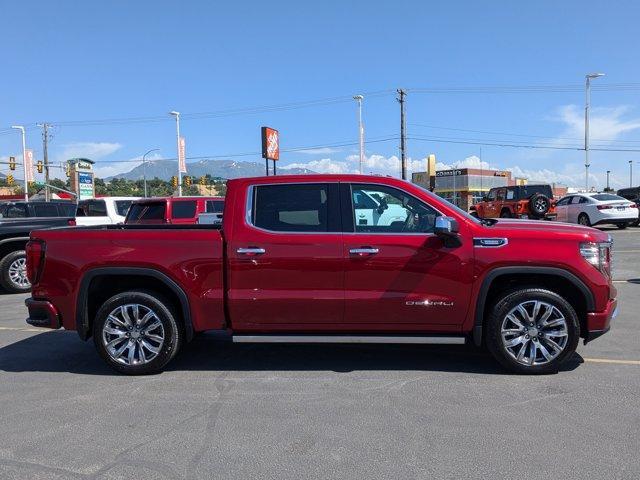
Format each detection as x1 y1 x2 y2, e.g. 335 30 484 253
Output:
93 291 182 375
485 288 579 374
0 250 31 293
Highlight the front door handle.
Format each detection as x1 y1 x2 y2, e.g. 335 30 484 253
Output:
237 247 266 255
349 247 379 256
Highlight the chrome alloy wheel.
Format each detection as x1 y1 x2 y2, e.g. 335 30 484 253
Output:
500 300 569 366
534 198 547 212
101 304 165 366
8 257 29 288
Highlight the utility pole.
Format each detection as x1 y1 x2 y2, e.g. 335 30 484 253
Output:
169 111 182 196
397 89 407 180
630 160 633 188
606 170 610 191
40 123 51 201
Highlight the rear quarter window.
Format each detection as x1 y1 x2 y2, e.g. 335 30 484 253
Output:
115 200 133 216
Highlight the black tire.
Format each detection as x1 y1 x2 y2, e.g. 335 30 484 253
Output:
577 213 591 226
93 291 182 375
0 250 31 293
500 209 512 218
528 194 550 218
485 288 580 375
617 223 628 229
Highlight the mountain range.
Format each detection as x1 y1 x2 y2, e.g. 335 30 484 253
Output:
107 159 315 181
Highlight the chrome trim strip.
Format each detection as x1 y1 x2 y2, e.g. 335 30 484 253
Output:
473 237 509 248
232 335 466 344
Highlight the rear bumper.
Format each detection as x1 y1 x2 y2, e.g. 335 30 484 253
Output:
584 298 617 344
25 298 60 329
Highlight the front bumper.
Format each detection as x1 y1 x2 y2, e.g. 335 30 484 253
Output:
25 298 60 329
584 298 617 344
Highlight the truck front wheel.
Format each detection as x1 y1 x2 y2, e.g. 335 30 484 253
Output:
485 288 580 374
93 291 182 375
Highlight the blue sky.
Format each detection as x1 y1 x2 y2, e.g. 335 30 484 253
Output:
1 0 639 188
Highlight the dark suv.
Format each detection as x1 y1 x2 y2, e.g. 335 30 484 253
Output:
617 186 640 226
471 184 556 220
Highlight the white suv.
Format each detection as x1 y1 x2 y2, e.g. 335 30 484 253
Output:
555 192 638 229
75 197 140 226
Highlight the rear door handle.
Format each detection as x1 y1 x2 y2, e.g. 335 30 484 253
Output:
349 247 379 256
237 247 266 255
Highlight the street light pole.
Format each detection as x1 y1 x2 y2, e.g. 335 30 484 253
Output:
11 125 28 202
630 160 633 188
606 170 610 191
169 111 182 196
585 72 605 192
142 148 159 197
353 95 364 174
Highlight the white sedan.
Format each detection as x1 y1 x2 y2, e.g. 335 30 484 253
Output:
555 192 638 229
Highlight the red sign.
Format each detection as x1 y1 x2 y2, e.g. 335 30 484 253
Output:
261 127 279 161
24 149 34 182
178 136 187 173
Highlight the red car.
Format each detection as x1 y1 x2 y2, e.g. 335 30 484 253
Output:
125 196 224 225
25 175 616 375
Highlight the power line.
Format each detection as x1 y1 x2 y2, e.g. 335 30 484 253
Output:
408 123 640 145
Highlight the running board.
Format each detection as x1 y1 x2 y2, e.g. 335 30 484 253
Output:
232 335 465 345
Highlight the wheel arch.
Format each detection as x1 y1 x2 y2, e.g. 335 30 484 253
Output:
76 267 194 342
0 237 29 260
472 266 594 346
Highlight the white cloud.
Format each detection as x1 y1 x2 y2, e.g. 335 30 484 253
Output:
554 105 640 143
297 147 342 155
55 142 122 163
283 157 353 174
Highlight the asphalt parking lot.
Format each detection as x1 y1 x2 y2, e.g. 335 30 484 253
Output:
0 229 638 480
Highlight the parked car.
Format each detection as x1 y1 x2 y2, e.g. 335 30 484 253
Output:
471 184 556 220
125 196 224 225
555 193 638 228
0 200 76 292
25 175 615 375
616 186 640 226
75 197 140 226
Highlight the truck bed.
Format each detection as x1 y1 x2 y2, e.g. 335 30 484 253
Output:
29 224 226 335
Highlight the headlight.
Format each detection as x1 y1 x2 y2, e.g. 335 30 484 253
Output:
580 240 612 277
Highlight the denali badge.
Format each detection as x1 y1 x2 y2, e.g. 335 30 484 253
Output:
406 300 454 307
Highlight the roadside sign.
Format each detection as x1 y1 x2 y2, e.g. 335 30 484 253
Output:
178 136 187 173
261 127 279 161
77 171 94 200
25 149 35 182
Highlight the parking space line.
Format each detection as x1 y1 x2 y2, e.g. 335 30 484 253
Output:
0 326 51 333
584 358 640 366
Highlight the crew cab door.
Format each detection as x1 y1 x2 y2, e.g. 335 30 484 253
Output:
227 182 344 330
341 183 474 330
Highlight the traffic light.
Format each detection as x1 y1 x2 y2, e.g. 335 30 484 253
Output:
65 162 70 177
199 175 206 186
6 174 14 186
37 161 43 174
171 176 178 189
184 176 191 187
9 156 16 171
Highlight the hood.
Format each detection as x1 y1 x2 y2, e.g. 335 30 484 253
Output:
482 218 611 243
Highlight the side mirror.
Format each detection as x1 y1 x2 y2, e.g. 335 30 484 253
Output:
435 216 461 247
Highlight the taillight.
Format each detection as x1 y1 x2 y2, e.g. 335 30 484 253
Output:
630 204 638 209
597 205 613 210
68 218 76 226
26 239 46 285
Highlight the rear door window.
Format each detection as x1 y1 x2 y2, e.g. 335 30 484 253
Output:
171 201 197 219
4 204 27 218
252 184 335 232
86 200 108 216
57 203 77 217
33 203 60 217
506 189 515 200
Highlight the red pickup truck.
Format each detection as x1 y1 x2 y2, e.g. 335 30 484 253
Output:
24 175 617 375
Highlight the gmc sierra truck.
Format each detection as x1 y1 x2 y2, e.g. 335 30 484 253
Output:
24 175 617 375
